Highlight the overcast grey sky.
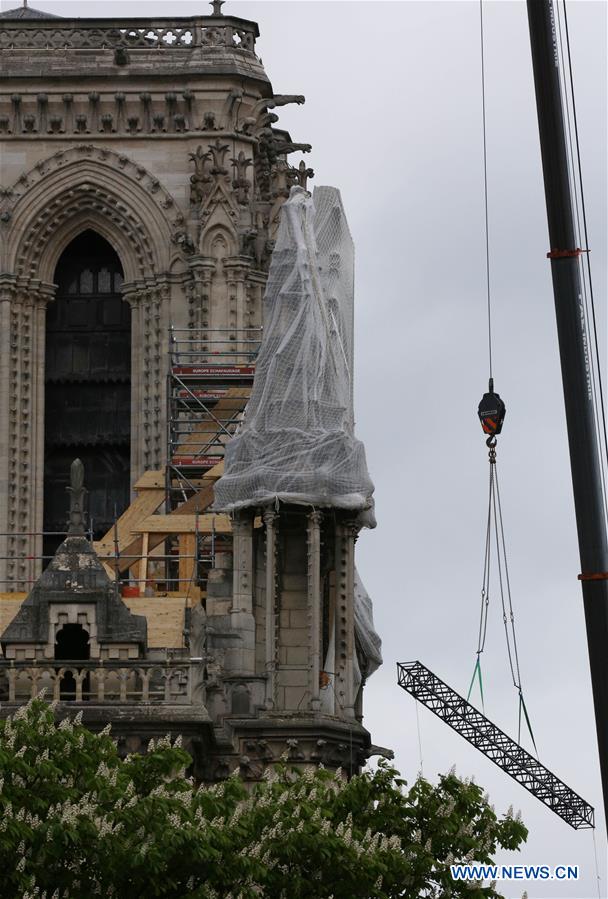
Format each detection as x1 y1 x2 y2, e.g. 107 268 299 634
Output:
3 0 607 894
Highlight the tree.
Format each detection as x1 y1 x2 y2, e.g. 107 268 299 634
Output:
0 699 527 899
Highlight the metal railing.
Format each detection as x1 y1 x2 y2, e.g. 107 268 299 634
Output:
169 326 262 367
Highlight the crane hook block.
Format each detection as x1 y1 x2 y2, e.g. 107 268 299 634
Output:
478 379 506 437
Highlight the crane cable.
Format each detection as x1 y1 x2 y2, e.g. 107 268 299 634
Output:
467 1 537 756
479 0 492 381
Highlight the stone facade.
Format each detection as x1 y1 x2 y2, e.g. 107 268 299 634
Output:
0 481 376 780
0 5 382 782
200 506 373 780
0 5 312 589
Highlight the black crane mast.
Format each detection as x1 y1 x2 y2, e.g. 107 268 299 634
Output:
527 0 608 831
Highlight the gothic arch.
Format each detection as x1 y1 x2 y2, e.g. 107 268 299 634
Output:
0 153 182 591
203 224 237 260
5 152 179 284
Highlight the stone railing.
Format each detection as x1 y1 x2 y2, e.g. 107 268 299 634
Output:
0 659 204 705
0 16 257 53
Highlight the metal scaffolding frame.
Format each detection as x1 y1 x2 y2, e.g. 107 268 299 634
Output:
166 326 260 509
397 661 594 830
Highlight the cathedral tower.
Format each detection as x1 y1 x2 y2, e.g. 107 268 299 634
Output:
0 2 310 587
0 3 383 782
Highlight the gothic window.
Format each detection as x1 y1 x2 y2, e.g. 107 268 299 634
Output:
80 268 94 293
44 230 131 560
98 267 112 293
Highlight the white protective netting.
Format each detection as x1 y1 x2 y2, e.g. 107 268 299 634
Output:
321 568 382 713
354 568 383 680
213 185 375 516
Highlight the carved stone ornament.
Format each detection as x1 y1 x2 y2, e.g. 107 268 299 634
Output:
66 458 87 536
2 145 183 233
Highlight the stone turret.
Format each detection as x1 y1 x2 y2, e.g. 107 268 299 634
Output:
0 3 382 783
204 188 382 777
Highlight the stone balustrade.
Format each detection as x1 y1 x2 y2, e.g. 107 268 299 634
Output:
0 16 258 53
0 658 203 705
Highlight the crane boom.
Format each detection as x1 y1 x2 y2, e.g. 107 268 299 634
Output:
527 0 608 832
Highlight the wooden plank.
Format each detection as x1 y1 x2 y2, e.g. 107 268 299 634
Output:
178 534 196 595
94 487 164 556
99 446 227 576
134 469 165 490
133 514 232 535
168 461 225 491
139 532 149 596
122 597 186 649
100 480 218 574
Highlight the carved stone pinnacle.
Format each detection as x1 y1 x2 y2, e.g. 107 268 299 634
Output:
66 458 87 536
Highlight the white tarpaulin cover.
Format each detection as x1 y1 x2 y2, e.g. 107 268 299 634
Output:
214 185 375 515
322 568 383 712
354 568 383 679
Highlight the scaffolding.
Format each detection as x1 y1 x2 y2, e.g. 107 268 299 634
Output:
0 328 260 601
167 327 260 511
0 524 209 596
397 661 594 830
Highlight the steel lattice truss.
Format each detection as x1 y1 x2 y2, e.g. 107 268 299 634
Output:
397 661 594 830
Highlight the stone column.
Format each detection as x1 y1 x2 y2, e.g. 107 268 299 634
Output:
231 511 253 614
224 257 251 361
0 278 14 590
307 510 322 712
0 280 54 589
123 284 144 488
30 284 54 580
186 255 215 343
228 510 255 675
335 519 358 719
124 278 169 484
263 507 278 708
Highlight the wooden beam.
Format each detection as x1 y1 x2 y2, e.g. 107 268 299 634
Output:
94 483 164 556
133 514 232 535
178 533 196 597
101 480 219 575
134 469 166 490
139 532 149 596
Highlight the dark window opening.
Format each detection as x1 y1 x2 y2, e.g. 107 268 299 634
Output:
55 623 90 700
55 622 90 661
44 231 131 562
